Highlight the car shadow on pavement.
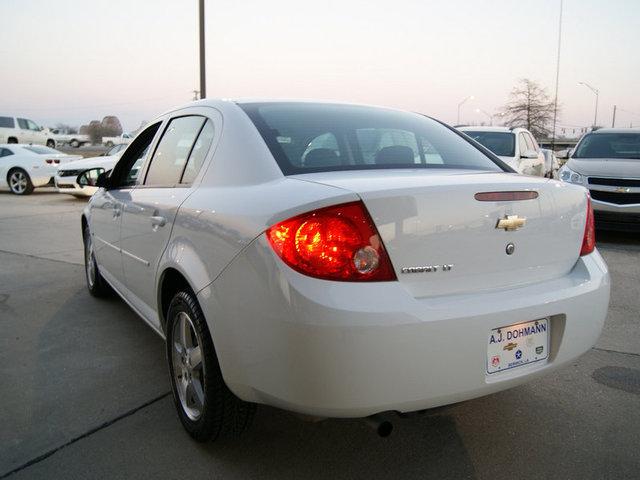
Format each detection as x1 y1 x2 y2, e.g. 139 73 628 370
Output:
194 407 477 479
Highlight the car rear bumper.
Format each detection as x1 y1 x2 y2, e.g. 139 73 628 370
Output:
199 239 610 418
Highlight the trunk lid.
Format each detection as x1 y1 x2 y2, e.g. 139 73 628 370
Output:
293 170 588 297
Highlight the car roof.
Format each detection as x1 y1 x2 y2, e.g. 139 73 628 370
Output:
589 128 640 134
458 126 516 133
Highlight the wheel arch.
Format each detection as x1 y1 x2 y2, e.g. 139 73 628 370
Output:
158 267 198 335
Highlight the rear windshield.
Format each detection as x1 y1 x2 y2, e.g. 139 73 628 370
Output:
461 131 515 157
573 133 640 159
23 146 60 155
239 103 504 175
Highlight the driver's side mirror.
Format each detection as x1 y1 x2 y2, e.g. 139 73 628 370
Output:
77 168 109 195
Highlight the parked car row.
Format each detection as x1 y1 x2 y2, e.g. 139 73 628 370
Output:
0 115 134 148
4 116 638 234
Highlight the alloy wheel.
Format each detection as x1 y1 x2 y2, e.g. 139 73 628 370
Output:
171 312 205 421
84 234 96 288
9 171 27 194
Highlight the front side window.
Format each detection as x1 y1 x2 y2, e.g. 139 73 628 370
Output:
573 133 640 159
109 122 161 188
145 116 205 186
0 117 15 128
240 103 503 174
17 118 29 130
27 120 40 131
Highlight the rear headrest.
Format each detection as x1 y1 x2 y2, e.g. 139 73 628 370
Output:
304 148 340 168
374 145 414 165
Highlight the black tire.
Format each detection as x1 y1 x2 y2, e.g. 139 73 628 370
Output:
70 139 80 148
166 290 255 442
7 137 17 144
7 168 34 195
83 226 111 297
46 139 56 148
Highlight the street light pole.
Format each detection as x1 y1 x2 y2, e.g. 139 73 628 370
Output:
578 82 599 128
457 95 474 125
475 108 493 126
198 0 206 99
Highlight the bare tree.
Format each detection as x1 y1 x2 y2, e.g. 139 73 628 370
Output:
502 79 557 138
54 123 78 134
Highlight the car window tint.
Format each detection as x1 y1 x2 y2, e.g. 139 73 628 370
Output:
17 118 29 129
301 133 340 168
0 148 13 157
181 119 214 184
240 103 503 174
356 128 420 165
0 117 15 128
145 116 205 186
110 122 161 188
27 120 40 131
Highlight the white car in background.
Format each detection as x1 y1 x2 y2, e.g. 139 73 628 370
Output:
49 128 91 148
459 126 546 176
55 144 127 196
559 128 640 231
82 100 609 441
0 116 56 147
103 133 133 147
0 144 81 195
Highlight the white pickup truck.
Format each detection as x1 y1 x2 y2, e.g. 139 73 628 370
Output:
102 132 133 147
49 128 91 148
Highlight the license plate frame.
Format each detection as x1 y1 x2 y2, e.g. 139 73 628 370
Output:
486 318 549 374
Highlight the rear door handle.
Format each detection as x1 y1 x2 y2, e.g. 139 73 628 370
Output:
150 215 166 227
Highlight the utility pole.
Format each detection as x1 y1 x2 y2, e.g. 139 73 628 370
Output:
550 0 563 151
198 0 206 99
612 105 616 128
578 82 599 128
457 95 474 125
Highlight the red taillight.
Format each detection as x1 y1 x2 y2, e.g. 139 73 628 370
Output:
580 194 596 256
53 159 60 164
266 201 396 282
45 159 53 164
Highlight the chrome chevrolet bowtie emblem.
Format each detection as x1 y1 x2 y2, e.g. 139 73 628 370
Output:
496 215 526 231
616 187 631 193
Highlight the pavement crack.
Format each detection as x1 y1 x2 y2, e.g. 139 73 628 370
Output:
0 249 81 267
593 347 640 358
0 392 171 479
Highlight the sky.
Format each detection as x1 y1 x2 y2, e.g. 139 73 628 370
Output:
1 0 639 133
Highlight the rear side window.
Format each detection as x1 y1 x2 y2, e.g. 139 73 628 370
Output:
145 116 205 186
181 119 215 184
239 103 503 174
0 117 14 128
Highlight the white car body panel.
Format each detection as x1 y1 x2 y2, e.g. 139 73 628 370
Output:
55 154 121 196
0 144 81 189
84 99 610 419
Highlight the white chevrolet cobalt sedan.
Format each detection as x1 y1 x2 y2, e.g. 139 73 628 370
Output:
82 100 610 441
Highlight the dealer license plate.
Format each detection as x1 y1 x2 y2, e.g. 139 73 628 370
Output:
487 318 549 374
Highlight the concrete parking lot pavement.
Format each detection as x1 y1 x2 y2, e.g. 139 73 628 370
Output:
1 192 639 479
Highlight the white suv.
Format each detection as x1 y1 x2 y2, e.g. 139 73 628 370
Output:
0 116 55 147
458 126 546 177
